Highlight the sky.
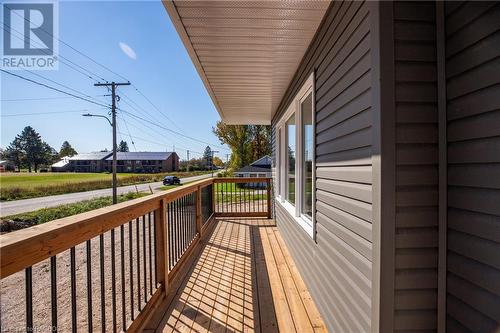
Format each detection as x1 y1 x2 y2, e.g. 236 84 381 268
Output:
0 1 230 160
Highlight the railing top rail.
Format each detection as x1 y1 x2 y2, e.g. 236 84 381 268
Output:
214 177 271 183
0 177 212 279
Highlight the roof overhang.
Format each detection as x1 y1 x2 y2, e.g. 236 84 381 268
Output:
163 1 329 125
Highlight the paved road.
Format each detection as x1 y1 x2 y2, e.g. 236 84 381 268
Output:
0 173 215 216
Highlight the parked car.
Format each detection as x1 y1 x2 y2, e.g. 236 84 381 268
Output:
163 176 180 185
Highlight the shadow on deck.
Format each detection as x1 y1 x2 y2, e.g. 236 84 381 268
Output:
143 218 326 333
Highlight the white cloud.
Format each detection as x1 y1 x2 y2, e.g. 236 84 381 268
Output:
119 42 137 60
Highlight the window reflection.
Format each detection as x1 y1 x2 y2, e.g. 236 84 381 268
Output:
301 93 313 218
286 114 296 205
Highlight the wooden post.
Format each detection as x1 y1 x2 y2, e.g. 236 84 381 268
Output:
155 198 169 293
196 187 203 238
266 178 272 219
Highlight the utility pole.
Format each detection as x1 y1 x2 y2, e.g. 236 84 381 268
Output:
187 150 190 172
94 81 130 204
211 150 219 177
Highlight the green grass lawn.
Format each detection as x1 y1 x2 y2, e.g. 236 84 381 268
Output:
0 171 211 201
0 192 148 232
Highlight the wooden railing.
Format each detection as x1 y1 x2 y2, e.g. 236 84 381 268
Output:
214 177 272 218
0 177 272 332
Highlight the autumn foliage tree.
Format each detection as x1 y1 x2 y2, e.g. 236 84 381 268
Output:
212 121 271 169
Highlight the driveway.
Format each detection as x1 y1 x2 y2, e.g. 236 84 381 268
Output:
0 173 215 216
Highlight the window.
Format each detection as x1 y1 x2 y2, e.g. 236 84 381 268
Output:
301 93 313 218
286 113 296 205
275 73 315 238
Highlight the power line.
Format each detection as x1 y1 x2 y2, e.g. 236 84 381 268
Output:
1 109 89 117
2 7 222 154
118 93 163 125
1 70 111 108
120 117 137 152
1 96 104 102
23 69 108 105
119 113 203 155
1 24 106 82
120 109 229 152
131 85 183 130
3 5 128 82
4 9 186 133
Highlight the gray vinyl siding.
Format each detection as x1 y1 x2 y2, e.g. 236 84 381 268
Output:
393 2 439 331
444 2 500 332
272 2 374 332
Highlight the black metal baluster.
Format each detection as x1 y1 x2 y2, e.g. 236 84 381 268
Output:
99 235 105 333
148 212 153 296
86 241 93 333
181 197 185 253
179 198 183 255
169 201 174 269
187 195 190 244
136 218 141 311
175 199 180 263
244 184 247 213
120 225 126 330
230 182 232 213
248 184 251 213
167 202 172 270
263 185 265 212
51 256 58 332
129 221 134 320
183 196 187 251
192 193 196 237
111 229 117 333
153 211 157 287
70 247 77 333
253 183 256 213
25 267 33 332
142 215 147 302
169 201 174 267
181 197 185 254
187 195 191 242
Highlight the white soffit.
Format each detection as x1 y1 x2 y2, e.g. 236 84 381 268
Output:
163 1 329 125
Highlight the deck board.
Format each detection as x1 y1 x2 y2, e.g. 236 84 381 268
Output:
148 218 326 333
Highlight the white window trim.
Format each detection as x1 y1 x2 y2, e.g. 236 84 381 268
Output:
275 72 316 240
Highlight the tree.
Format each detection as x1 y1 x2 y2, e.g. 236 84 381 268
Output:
6 126 56 172
213 156 224 167
118 140 129 152
212 122 271 169
3 137 25 171
203 146 213 169
59 141 77 157
250 125 272 161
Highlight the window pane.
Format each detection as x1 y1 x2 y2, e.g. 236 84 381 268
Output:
286 114 296 205
302 93 313 218
277 129 281 196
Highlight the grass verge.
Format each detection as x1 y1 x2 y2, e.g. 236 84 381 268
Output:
0 192 148 232
0 171 210 201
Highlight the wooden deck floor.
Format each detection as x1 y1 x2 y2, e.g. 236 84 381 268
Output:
144 218 326 333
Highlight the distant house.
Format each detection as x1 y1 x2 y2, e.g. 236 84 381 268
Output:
235 155 271 178
50 157 71 172
104 152 179 173
0 160 15 172
66 152 112 172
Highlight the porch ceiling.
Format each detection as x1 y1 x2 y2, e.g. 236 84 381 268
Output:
163 1 329 125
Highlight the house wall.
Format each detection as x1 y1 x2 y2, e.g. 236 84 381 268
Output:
271 1 500 332
444 2 500 331
272 2 376 331
391 2 440 331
